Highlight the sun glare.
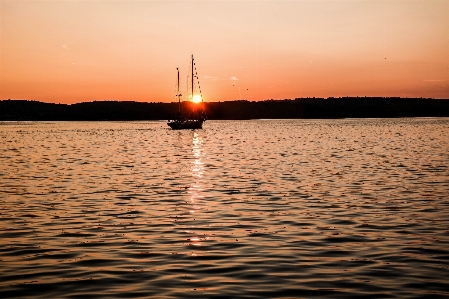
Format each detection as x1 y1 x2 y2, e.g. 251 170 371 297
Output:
192 94 202 103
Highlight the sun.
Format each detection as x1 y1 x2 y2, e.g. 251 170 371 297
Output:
192 94 202 103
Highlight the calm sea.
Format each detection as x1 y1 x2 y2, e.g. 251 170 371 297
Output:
1 119 448 298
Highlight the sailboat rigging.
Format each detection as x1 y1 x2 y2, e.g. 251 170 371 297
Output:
167 55 206 130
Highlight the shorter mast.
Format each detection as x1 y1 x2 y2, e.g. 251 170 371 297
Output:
176 68 181 116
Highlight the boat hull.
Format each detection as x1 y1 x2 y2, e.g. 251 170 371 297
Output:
167 119 203 130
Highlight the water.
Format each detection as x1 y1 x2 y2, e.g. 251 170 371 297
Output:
1 119 448 298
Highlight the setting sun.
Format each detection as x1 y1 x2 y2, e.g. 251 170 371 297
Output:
192 94 202 103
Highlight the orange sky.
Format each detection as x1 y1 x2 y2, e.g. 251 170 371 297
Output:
1 0 448 104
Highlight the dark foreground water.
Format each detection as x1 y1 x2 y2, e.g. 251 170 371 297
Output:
1 119 448 298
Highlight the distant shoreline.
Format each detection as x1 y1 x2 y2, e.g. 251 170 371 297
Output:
1 97 448 121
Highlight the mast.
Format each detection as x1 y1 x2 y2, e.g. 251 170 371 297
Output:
176 68 181 115
191 55 194 101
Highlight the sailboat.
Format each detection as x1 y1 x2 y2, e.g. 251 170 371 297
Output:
168 55 206 130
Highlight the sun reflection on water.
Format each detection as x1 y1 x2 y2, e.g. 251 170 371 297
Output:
186 132 205 249
188 132 204 205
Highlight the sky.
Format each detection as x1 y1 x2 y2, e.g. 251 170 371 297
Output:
1 0 448 104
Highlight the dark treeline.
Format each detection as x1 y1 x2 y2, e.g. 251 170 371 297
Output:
1 97 449 121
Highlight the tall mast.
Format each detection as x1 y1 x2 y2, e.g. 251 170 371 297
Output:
191 55 194 100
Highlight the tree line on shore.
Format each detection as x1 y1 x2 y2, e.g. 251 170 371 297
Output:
1 97 448 121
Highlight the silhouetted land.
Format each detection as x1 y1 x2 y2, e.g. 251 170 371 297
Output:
1 97 448 121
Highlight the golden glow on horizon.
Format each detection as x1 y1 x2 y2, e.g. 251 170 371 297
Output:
1 1 448 103
192 95 202 103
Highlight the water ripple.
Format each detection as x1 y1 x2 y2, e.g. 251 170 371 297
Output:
1 119 448 298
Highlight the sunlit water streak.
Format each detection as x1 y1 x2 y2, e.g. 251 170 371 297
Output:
1 119 448 298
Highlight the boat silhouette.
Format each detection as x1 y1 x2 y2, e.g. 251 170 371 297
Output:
168 55 206 130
